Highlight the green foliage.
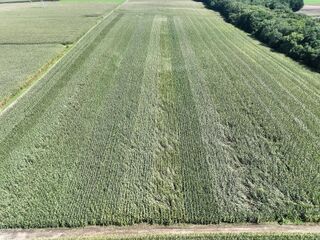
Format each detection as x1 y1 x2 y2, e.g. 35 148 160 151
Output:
0 1 118 108
0 45 64 105
1 0 320 229
0 0 27 2
208 0 304 11
0 3 117 44
204 0 320 70
304 0 320 4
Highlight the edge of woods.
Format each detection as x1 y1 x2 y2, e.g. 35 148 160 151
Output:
0 0 127 116
201 0 320 72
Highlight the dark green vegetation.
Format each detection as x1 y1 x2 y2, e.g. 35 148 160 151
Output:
203 0 320 70
53 234 320 240
0 0 320 229
236 0 304 11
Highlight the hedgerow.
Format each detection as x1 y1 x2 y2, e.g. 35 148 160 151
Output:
242 0 304 11
203 0 320 70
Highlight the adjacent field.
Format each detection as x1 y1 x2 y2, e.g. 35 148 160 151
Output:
0 1 120 108
0 0 124 2
0 44 65 105
0 0 320 229
304 0 320 4
0 2 118 44
60 0 124 3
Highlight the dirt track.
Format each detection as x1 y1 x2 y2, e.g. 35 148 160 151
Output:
1 224 320 240
299 4 320 17
302 4 320 9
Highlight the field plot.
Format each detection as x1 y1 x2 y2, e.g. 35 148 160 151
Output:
304 0 320 4
0 0 28 3
0 2 118 44
0 0 320 229
0 1 120 108
0 44 64 105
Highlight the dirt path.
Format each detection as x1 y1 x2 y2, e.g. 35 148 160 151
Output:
1 224 320 240
299 4 320 17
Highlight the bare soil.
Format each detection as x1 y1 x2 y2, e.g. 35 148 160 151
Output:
1 224 320 240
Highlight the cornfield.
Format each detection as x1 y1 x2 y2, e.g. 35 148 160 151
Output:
0 0 319 228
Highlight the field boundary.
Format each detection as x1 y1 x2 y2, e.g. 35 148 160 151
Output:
1 224 320 240
0 0 128 117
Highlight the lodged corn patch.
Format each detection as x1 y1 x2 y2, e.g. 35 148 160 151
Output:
0 0 320 228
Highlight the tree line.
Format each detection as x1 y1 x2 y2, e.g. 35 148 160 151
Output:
204 0 320 71
245 0 304 11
